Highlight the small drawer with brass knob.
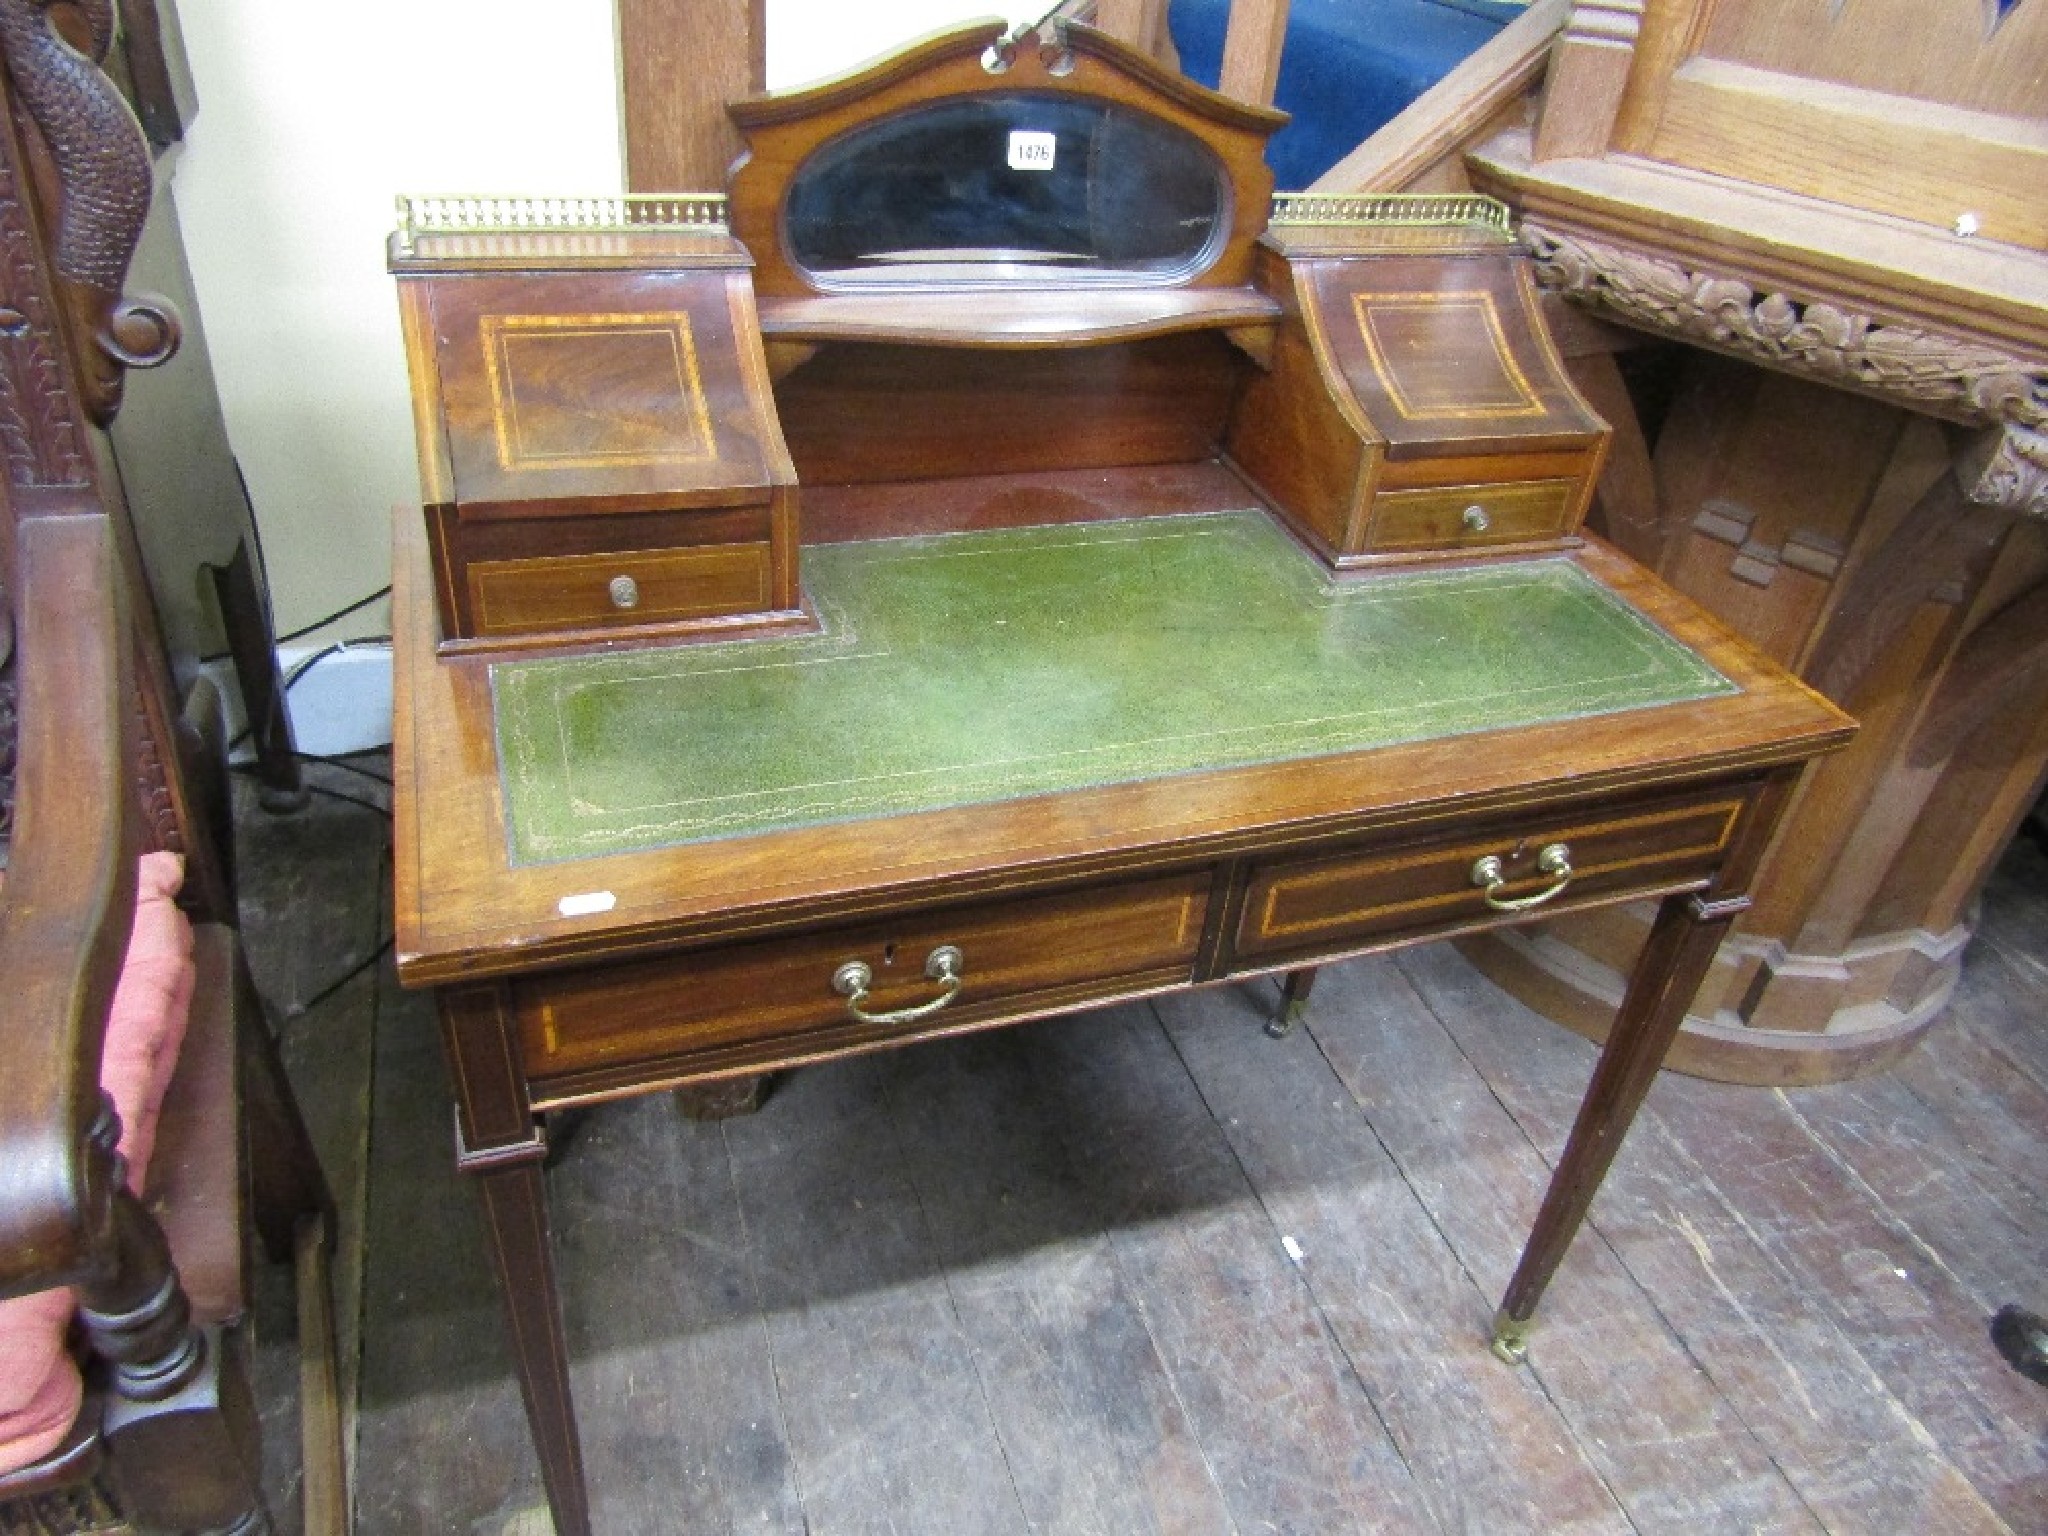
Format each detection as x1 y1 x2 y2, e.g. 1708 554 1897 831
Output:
464 541 773 638
1366 479 1578 555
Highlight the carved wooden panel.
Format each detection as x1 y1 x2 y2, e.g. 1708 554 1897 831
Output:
0 0 179 425
0 126 91 490
1521 222 2048 432
1476 0 2048 1078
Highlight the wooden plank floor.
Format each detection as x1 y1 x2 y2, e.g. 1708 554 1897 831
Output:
239 760 2048 1535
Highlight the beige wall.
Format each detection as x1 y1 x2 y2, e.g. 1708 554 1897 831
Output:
769 2 1021 88
170 1 1014 642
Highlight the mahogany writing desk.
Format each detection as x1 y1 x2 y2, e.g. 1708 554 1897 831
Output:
392 503 1849 1536
386 26 1852 1532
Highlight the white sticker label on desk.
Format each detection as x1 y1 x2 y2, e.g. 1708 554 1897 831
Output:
558 890 617 918
1007 131 1056 172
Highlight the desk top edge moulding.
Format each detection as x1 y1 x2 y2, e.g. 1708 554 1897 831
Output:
385 20 1854 1536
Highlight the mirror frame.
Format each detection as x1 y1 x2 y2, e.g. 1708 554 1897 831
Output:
778 89 1236 291
725 19 1287 302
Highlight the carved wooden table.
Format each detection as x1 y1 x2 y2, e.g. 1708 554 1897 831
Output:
391 501 1851 1536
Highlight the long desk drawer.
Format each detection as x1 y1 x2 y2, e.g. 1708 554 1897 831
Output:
518 870 1212 1081
1232 789 1749 964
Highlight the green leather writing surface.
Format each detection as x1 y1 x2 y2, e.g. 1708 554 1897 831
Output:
492 511 1733 864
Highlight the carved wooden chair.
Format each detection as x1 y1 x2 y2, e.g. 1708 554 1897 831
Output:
0 2 344 1532
0 511 329 1536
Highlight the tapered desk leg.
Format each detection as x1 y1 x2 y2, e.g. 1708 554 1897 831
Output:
438 984 592 1536
472 1153 590 1536
1491 890 1749 1364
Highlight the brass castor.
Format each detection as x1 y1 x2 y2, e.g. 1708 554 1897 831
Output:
1490 1308 1533 1366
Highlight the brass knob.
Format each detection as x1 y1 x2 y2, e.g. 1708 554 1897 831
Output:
608 574 640 610
1462 504 1492 534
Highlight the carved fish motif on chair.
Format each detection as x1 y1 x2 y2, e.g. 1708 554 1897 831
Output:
0 0 179 427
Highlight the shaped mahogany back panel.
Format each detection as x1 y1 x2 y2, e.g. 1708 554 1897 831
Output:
726 21 1286 300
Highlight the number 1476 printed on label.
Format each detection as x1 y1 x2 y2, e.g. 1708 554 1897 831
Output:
1007 131 1057 171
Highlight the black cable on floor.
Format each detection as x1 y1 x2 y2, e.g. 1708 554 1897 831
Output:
301 781 391 818
231 763 391 819
293 751 393 787
285 934 395 1018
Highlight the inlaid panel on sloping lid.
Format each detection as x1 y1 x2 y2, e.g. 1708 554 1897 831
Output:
429 270 777 521
1306 254 1605 460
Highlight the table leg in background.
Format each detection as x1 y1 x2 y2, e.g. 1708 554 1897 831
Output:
1267 966 1319 1038
674 1073 774 1120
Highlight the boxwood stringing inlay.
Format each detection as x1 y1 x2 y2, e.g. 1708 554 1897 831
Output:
490 510 1735 865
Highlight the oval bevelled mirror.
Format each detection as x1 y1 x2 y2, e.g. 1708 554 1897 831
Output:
783 92 1230 288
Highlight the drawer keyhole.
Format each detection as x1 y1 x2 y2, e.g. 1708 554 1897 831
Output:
608 575 640 610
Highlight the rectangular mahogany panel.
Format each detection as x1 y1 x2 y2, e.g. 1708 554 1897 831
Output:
776 334 1240 485
1306 256 1607 461
429 269 779 515
468 542 772 636
1233 788 1750 961
518 870 1213 1078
